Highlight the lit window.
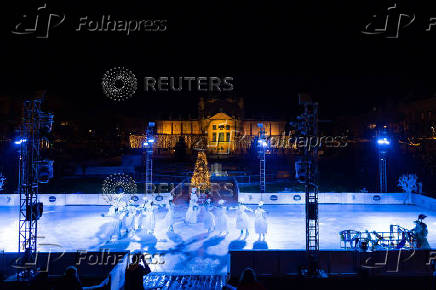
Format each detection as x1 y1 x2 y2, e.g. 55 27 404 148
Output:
212 133 216 142
226 132 230 141
218 133 224 142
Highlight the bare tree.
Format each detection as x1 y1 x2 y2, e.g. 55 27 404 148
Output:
398 174 418 205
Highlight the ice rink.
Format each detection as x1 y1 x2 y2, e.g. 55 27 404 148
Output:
0 204 434 274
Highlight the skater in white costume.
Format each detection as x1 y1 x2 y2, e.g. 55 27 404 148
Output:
133 203 144 232
116 201 127 237
232 199 253 239
214 199 229 235
101 205 122 241
133 201 147 233
185 188 200 224
143 201 158 234
121 201 136 238
254 201 268 241
162 199 176 232
203 199 216 233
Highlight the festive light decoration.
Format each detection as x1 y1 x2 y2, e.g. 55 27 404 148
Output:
191 151 211 192
102 173 137 206
101 66 137 102
128 133 298 152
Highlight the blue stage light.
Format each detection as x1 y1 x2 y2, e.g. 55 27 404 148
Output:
257 139 268 148
377 137 390 145
14 139 27 145
143 142 149 147
148 138 155 143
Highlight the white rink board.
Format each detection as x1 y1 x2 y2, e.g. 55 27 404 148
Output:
0 193 172 206
0 192 417 206
238 192 410 205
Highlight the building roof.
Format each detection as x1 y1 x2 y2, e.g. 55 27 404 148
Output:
208 112 233 120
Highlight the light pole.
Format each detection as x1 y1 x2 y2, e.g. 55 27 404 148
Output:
376 129 390 193
257 123 268 196
143 122 155 194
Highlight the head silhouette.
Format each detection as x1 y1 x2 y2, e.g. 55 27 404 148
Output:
240 267 257 284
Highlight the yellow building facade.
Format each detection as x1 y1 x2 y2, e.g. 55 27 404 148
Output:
129 97 287 155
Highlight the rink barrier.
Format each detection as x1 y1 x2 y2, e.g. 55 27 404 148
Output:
229 249 434 278
238 192 411 205
413 194 436 211
0 193 172 206
0 192 428 206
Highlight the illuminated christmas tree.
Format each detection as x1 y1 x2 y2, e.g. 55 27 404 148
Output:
191 151 211 192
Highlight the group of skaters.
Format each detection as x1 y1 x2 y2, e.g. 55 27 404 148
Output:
104 187 269 241
104 198 172 240
184 188 268 240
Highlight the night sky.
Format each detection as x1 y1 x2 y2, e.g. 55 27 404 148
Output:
2 0 436 120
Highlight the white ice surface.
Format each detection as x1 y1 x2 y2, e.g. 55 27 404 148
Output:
0 204 434 274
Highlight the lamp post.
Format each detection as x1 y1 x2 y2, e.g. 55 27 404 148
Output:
143 122 155 194
257 123 268 196
376 129 390 193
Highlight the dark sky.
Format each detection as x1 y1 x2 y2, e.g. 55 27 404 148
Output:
2 0 436 120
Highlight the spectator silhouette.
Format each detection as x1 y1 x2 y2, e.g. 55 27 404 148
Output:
237 268 266 290
124 252 151 290
56 266 82 290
